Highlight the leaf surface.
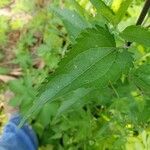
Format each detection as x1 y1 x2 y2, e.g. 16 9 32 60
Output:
120 25 150 47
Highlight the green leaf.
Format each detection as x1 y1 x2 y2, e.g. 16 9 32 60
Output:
115 0 133 24
20 26 133 126
52 7 89 41
132 64 150 94
66 0 88 17
56 88 91 118
37 102 58 126
90 0 115 24
120 25 150 47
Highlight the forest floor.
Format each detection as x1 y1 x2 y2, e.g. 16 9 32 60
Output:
0 0 33 131
0 1 19 130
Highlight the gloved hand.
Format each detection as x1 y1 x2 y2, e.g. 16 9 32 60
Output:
0 113 38 150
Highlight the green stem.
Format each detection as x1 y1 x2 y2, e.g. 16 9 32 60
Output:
109 81 120 98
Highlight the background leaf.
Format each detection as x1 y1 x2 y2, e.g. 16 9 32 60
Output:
115 0 133 24
53 7 90 41
90 0 115 24
120 25 150 47
132 64 150 94
56 88 91 118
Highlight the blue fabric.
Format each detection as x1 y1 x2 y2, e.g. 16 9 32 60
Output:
0 114 38 150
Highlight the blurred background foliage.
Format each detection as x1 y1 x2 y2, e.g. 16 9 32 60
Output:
0 0 150 149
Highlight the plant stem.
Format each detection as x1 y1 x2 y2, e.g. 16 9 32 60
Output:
109 81 120 98
136 0 150 25
127 0 150 47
